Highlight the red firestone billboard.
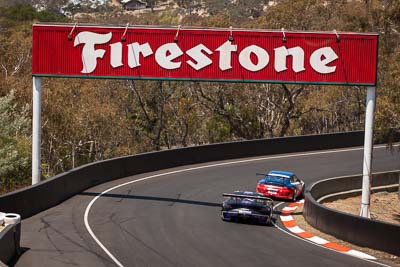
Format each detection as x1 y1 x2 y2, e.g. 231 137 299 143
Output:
32 23 378 86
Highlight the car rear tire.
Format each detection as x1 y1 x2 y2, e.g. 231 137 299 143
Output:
301 187 305 199
292 190 297 202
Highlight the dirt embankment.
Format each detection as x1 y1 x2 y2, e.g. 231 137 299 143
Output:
324 191 400 225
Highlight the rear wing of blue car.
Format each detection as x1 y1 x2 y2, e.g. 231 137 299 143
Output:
222 193 273 202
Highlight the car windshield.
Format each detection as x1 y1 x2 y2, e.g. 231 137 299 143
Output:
261 175 289 184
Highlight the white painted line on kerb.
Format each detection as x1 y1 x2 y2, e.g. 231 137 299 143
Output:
280 215 294 222
307 236 329 245
348 250 379 260
282 206 298 212
286 226 305 234
84 145 396 267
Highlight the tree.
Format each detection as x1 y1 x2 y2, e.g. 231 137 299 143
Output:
32 0 72 14
203 0 266 23
0 0 29 8
366 0 400 144
40 78 134 175
0 90 30 193
190 82 310 140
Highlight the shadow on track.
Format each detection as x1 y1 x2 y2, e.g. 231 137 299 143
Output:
8 247 29 267
79 192 221 208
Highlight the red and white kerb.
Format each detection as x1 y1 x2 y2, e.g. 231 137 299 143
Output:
280 200 377 260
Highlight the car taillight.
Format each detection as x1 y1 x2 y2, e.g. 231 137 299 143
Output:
279 188 291 196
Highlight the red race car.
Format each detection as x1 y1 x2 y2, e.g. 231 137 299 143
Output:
256 170 305 201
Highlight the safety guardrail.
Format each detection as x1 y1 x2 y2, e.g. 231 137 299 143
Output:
303 170 400 256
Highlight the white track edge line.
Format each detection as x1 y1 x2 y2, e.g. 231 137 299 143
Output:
84 195 124 267
84 145 397 267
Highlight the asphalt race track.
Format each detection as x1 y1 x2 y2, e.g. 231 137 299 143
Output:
15 145 400 267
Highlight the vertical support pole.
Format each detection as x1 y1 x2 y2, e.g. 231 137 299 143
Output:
397 173 400 200
32 76 42 185
360 86 376 218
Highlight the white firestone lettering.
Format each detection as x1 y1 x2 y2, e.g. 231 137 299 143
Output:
186 44 213 71
216 41 238 71
310 47 338 74
155 43 184 70
74 31 339 75
274 46 306 73
110 42 123 68
128 42 153 68
239 45 269 72
74 32 112 73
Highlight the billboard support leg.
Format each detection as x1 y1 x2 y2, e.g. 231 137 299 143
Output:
360 86 376 218
32 76 42 185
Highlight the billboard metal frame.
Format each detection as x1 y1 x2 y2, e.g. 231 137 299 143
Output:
31 23 378 218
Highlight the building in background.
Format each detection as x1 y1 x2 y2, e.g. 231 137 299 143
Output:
123 0 148 11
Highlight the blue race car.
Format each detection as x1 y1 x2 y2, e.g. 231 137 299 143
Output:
221 191 274 225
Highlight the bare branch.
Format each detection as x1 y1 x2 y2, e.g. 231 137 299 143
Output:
0 63 8 78
127 80 152 124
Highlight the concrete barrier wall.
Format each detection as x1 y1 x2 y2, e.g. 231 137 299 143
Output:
303 171 400 256
0 224 20 266
0 131 364 219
